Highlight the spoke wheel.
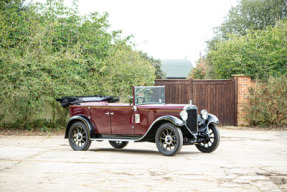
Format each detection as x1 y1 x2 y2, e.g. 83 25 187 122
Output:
196 123 220 153
109 141 129 149
155 123 183 156
68 122 91 151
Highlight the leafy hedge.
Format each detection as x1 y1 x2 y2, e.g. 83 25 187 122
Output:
246 76 287 127
0 0 155 129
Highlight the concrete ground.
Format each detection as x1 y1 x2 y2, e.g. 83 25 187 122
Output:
0 128 287 192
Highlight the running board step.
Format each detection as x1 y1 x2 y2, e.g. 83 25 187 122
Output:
91 138 140 142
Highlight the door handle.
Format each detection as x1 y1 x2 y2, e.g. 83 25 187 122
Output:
110 112 114 115
105 112 110 115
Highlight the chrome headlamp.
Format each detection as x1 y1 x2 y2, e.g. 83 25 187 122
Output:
180 110 188 121
200 109 208 120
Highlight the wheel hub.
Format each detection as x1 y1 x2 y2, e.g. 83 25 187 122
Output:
76 133 83 142
165 135 172 144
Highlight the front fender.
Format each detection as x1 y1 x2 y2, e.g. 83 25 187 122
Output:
136 115 183 142
156 115 184 127
65 115 94 139
207 114 219 127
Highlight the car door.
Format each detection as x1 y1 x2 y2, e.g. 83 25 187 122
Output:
90 107 111 134
110 104 134 135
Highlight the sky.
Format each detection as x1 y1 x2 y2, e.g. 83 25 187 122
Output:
33 0 239 66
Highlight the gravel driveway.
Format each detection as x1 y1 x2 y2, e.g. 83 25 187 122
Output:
0 128 287 192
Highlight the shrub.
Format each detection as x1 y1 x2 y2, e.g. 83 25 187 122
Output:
246 76 287 127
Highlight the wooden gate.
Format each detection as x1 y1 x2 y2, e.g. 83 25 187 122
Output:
155 79 237 126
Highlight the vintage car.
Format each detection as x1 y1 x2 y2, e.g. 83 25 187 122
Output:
57 86 220 156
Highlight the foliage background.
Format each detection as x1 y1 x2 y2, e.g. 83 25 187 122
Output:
188 0 287 126
190 0 287 80
207 19 287 80
247 76 287 127
215 0 287 40
0 0 162 129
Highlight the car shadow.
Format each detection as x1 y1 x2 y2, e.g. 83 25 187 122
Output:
90 148 159 155
90 148 197 156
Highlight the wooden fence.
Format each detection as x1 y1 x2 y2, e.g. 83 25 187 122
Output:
155 79 237 126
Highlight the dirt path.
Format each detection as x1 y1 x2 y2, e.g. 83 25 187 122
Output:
0 128 287 192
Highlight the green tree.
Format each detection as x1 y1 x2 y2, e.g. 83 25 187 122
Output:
215 0 287 40
188 57 207 79
207 19 287 79
139 51 166 79
0 0 155 129
205 0 287 78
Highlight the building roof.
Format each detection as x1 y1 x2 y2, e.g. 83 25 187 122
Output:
161 59 193 79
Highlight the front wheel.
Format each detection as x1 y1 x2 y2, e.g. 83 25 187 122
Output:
196 123 220 153
109 141 129 149
155 123 183 156
68 121 91 151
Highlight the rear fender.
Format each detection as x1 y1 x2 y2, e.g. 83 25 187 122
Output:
136 116 183 142
65 115 95 139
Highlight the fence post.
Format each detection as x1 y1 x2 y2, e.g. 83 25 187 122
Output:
232 78 238 126
232 74 254 126
189 78 193 102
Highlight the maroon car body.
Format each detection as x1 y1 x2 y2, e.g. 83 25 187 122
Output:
57 86 220 156
69 102 185 135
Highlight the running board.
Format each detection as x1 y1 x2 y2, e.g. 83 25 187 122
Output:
91 137 140 142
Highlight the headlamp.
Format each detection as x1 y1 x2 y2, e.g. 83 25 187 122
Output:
200 109 208 120
180 110 188 121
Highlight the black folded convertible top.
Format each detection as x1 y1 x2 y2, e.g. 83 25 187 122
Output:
56 95 119 108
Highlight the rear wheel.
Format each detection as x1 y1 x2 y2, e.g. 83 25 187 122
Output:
196 123 220 153
68 122 91 151
109 141 129 149
155 123 183 156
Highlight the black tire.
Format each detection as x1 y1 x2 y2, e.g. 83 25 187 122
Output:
196 123 220 153
68 121 91 151
109 141 129 149
155 123 183 156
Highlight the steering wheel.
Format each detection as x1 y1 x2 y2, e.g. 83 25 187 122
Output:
136 96 145 104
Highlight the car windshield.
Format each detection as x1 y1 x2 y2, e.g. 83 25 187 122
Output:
134 86 165 105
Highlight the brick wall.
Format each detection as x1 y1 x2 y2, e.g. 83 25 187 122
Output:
233 75 255 125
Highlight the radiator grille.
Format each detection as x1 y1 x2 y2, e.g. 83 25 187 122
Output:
186 109 198 134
